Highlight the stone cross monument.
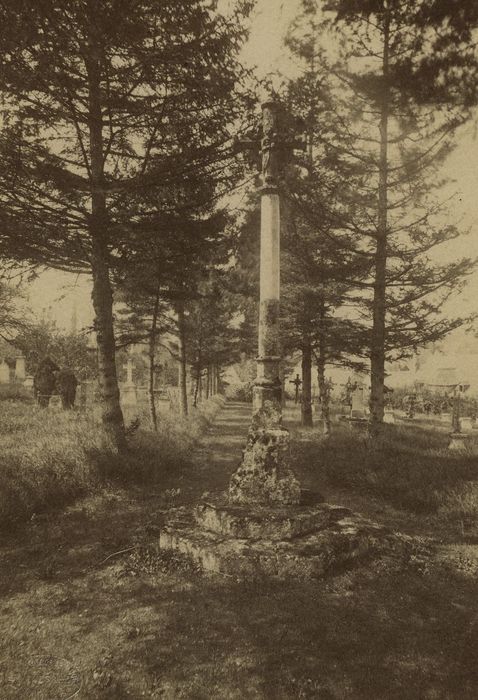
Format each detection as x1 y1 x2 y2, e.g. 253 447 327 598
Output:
121 357 137 406
158 102 397 578
229 99 303 505
123 358 134 386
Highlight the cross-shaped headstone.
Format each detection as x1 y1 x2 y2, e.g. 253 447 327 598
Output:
123 359 134 386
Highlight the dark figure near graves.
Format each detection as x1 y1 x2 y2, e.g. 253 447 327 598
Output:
56 369 78 409
33 357 59 407
289 374 302 404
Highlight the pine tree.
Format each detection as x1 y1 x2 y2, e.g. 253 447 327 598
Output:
115 208 229 426
0 0 254 450
287 0 477 436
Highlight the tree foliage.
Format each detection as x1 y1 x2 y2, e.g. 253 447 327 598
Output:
0 0 254 449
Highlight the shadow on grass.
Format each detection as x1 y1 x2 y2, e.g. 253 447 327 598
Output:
291 423 478 516
6 546 475 699
2 402 478 698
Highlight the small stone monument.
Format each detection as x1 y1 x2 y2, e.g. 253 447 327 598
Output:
0 360 10 384
48 395 62 409
350 385 366 419
15 355 26 381
23 375 34 390
121 358 137 406
384 409 395 424
448 384 473 452
448 432 473 452
348 384 368 430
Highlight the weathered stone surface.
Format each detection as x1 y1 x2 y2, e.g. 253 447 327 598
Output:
195 500 351 541
159 505 401 580
228 401 301 506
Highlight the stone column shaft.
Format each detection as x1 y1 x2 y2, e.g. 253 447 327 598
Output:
254 190 282 413
229 98 301 506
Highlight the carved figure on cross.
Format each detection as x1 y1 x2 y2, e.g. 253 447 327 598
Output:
233 98 306 190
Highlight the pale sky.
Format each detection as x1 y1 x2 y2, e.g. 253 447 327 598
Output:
27 0 478 331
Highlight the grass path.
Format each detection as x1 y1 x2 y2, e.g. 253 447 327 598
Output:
1 401 478 698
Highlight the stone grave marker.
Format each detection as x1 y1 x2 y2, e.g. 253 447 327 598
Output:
384 409 395 424
15 355 26 381
0 360 10 384
49 395 62 409
121 358 137 406
350 386 366 419
23 375 34 390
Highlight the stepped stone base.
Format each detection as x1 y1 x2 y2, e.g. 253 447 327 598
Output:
158 496 406 580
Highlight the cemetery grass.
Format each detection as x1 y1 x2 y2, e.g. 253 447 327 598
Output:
1 402 478 697
291 415 478 541
0 395 225 530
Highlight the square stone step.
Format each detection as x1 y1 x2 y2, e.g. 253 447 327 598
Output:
158 504 407 580
194 500 351 541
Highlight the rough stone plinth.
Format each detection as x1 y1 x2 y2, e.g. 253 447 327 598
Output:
159 501 407 580
229 401 301 505
195 500 350 541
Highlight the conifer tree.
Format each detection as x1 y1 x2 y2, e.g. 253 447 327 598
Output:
0 0 254 450
287 0 477 435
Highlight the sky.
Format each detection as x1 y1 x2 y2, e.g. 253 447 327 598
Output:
26 0 478 332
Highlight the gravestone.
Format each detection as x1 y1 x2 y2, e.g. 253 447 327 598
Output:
448 432 473 452
350 386 366 419
15 355 26 381
384 409 395 424
48 395 62 409
121 359 137 406
23 375 34 390
0 360 10 384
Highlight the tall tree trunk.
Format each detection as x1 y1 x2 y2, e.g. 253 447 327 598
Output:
198 369 203 403
211 363 216 395
301 333 313 427
370 7 390 435
148 287 161 432
177 302 188 416
193 363 201 408
316 354 330 437
87 21 126 452
205 365 210 400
